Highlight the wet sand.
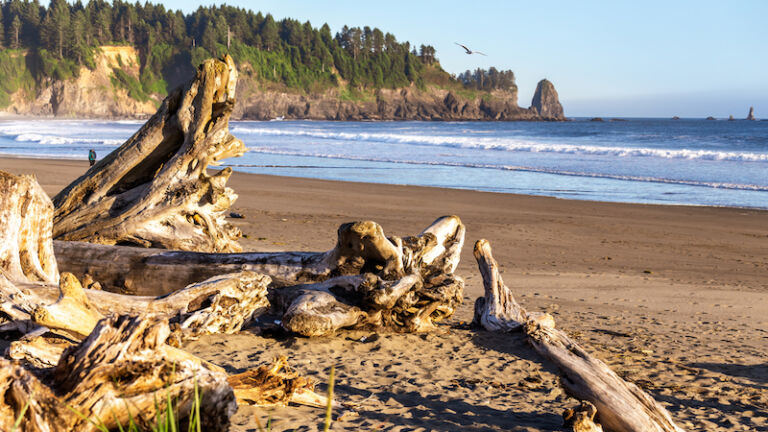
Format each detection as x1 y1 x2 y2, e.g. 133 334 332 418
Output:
2 156 766 431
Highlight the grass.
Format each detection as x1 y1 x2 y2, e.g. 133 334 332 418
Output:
13 368 338 431
63 379 203 432
323 366 335 432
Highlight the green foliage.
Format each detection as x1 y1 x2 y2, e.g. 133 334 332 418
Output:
111 68 149 102
0 49 35 108
35 48 80 81
0 0 515 103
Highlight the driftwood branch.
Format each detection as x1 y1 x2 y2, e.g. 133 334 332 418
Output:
53 55 245 252
473 239 684 432
0 171 59 285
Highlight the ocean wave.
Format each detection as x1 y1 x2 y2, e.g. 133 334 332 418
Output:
240 147 768 192
231 127 768 162
12 133 123 146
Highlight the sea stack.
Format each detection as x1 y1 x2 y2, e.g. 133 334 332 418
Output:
747 106 756 120
530 79 565 120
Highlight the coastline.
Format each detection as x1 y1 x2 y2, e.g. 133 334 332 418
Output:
2 156 767 431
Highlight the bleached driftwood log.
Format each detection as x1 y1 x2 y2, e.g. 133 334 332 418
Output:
272 216 465 336
52 55 245 253
0 172 59 285
33 271 270 341
54 215 466 296
563 401 604 432
0 315 236 432
54 216 465 336
228 356 330 408
1 168 269 347
473 239 684 432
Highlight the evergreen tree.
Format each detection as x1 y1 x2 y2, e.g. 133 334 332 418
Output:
11 15 21 49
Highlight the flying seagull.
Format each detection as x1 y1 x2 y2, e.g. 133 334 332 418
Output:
455 42 487 56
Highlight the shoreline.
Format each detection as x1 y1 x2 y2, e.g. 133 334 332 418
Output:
1 156 767 430
3 152 767 212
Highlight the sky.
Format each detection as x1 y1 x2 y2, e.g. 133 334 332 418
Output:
161 0 768 118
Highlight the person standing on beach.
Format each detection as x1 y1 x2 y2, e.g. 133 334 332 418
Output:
88 149 97 167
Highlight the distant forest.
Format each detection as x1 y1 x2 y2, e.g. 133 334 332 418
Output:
0 0 517 98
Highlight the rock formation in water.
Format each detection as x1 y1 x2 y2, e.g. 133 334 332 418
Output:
530 79 565 120
747 106 756 120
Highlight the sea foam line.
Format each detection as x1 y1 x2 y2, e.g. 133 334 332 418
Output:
231 127 768 163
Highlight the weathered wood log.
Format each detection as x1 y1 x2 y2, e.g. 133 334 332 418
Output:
52 55 245 252
0 315 235 432
27 271 270 343
472 239 527 331
473 239 684 432
266 217 465 336
227 356 330 408
564 401 604 432
0 358 70 431
54 215 466 296
0 171 58 285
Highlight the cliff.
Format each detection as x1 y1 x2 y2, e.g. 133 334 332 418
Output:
4 46 158 118
232 85 551 121
1 50 565 121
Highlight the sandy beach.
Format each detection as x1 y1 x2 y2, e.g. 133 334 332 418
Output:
1 156 766 431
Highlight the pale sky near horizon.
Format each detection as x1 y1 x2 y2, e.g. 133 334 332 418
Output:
159 0 767 117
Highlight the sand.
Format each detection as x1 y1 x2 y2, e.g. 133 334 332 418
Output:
1 156 766 431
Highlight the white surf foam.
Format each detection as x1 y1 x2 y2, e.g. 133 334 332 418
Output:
231 127 768 163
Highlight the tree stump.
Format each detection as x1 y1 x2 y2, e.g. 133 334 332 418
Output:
52 55 245 252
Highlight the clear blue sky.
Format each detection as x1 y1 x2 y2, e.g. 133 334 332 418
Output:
161 0 767 117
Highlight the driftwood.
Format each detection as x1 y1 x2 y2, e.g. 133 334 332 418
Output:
473 239 684 432
52 55 245 252
54 216 466 337
228 356 329 408
0 315 235 432
564 401 604 432
0 172 59 285
54 216 466 296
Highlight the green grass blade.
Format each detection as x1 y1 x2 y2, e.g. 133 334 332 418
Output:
323 366 335 432
11 399 30 432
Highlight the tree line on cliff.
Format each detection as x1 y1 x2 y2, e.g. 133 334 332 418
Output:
0 0 518 105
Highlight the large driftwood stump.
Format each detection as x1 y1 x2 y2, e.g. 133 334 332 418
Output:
0 315 236 432
52 55 245 252
0 172 58 285
473 239 684 432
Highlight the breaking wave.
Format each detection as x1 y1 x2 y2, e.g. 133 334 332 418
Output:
231 127 768 162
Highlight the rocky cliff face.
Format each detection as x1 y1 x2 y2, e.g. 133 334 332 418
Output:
3 51 565 121
232 85 544 121
530 79 564 120
5 46 157 118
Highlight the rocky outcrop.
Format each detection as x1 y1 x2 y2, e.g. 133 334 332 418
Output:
2 47 565 121
530 79 564 120
5 46 158 118
232 85 553 121
747 106 756 120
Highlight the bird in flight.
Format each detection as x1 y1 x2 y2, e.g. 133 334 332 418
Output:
455 42 487 56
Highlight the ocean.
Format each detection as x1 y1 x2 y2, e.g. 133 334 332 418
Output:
1 118 766 209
